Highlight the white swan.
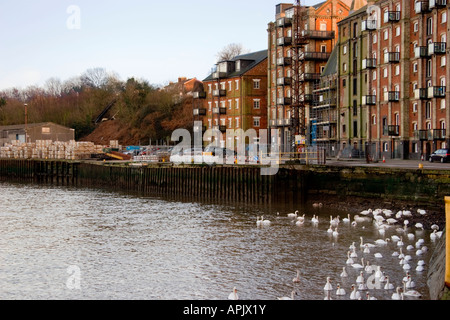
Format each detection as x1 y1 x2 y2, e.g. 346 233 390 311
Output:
366 293 377 300
311 215 319 224
415 223 424 229
336 284 346 296
356 271 365 283
416 264 425 272
278 290 296 300
397 236 404 247
403 281 422 298
260 216 271 226
346 251 354 265
391 235 401 242
392 287 402 300
343 214 351 223
405 276 416 289
360 237 376 248
288 210 298 218
363 244 370 254
350 248 358 258
292 270 300 283
407 233 415 240
228 287 239 300
327 224 333 233
332 227 339 237
417 260 426 266
374 252 383 258
350 285 361 300
323 277 333 291
352 258 365 269
374 266 383 278
375 238 390 245
340 267 348 278
384 276 394 290
256 216 262 227
417 209 426 215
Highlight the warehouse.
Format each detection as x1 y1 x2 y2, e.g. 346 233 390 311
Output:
0 122 75 146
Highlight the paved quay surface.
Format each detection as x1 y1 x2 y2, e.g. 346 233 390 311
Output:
325 158 450 170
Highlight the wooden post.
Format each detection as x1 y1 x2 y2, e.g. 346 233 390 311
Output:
446 196 450 288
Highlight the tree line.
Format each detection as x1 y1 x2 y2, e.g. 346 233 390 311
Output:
0 68 194 143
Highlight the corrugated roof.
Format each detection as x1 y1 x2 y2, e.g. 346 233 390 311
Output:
0 122 73 131
203 50 268 81
321 46 338 77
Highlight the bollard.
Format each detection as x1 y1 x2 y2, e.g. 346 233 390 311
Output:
446 196 450 288
419 163 424 169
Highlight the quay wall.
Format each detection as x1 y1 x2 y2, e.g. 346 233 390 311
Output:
1 160 450 209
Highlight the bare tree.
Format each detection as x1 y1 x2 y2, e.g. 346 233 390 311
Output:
216 43 248 62
45 77 63 97
80 67 110 88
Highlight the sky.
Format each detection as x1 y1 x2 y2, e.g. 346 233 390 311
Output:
0 0 318 90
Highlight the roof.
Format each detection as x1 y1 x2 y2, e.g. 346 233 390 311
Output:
203 50 268 81
321 46 338 77
0 122 74 131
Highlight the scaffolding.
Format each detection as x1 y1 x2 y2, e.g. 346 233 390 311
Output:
289 0 309 153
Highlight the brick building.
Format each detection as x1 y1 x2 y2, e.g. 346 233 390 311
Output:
267 1 352 152
193 50 268 148
337 0 449 160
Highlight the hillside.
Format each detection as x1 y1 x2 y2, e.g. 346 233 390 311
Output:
80 120 139 146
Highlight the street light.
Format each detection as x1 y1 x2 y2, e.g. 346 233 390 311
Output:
24 103 28 143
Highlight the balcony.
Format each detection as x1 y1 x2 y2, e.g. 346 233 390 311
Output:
387 125 400 136
364 95 376 105
193 91 206 99
384 52 400 63
300 73 321 82
277 17 292 27
361 20 377 31
301 30 335 40
384 11 401 23
428 86 446 98
269 119 277 127
302 94 316 103
277 77 292 86
276 118 291 126
212 107 227 115
414 46 430 58
362 58 377 69
415 1 430 13
276 57 292 66
300 52 331 61
385 91 400 102
193 108 206 116
414 88 429 100
432 129 447 140
428 42 446 55
415 130 429 141
277 97 292 105
429 0 447 8
277 37 292 46
212 89 226 97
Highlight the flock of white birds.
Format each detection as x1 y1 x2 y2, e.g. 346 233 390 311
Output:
229 207 443 301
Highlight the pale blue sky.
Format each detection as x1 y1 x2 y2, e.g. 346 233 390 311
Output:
0 0 316 90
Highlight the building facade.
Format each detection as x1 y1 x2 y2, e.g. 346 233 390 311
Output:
0 122 75 146
267 1 352 152
193 50 268 148
337 0 449 160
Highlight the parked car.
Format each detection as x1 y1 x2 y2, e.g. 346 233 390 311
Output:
203 146 236 164
429 149 450 163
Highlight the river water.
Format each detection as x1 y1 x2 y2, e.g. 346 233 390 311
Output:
0 181 438 300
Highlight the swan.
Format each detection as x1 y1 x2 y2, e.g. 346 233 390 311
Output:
407 233 415 240
356 271 365 283
336 284 346 296
361 209 372 216
365 260 376 273
386 218 398 225
415 223 424 229
402 281 422 298
327 224 333 233
397 236 404 247
405 276 416 289
417 260 425 266
392 287 402 300
358 282 368 291
360 237 375 248
374 266 383 278
332 227 339 237
402 210 412 217
343 214 351 223
297 214 305 222
340 267 348 278
278 290 296 300
228 287 239 300
392 251 399 257
366 293 377 300
391 235 401 242
416 248 423 256
363 244 370 254
288 210 299 218
351 220 357 227
349 242 356 250
350 285 361 300
323 277 333 291
406 245 414 251
384 276 394 290
375 238 390 245
417 209 426 215
402 261 411 270
431 224 439 231
430 230 438 241
352 258 364 269
260 216 271 226
398 247 405 259
416 264 425 272
374 252 383 258
293 270 300 283
295 219 304 226
346 251 354 265
311 215 319 224
256 216 262 227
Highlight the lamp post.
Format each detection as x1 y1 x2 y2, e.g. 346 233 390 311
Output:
24 103 28 143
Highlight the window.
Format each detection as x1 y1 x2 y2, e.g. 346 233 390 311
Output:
426 59 432 77
413 62 418 73
427 17 433 36
321 45 327 53
343 63 347 72
413 102 418 113
253 117 261 127
228 118 232 128
42 127 51 134
353 22 358 38
320 22 327 31
353 121 358 138
353 100 357 116
383 68 388 78
442 12 447 24
372 115 377 125
384 142 389 152
414 22 418 32
235 80 239 90
373 34 377 44
253 99 261 109
253 79 261 89
208 84 212 93
208 102 212 111
395 26 400 36
384 30 388 40
228 81 232 91
372 71 377 80
228 100 232 110
343 79 346 87
235 98 239 110
395 65 400 75
395 113 400 126
235 118 240 128
441 99 446 110
426 102 432 119
343 45 347 54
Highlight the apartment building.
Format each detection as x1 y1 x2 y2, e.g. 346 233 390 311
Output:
267 1 352 152
193 50 268 148
337 0 449 160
